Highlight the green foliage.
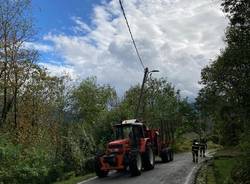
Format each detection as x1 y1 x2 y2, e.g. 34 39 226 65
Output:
59 123 95 176
71 77 117 124
230 128 250 184
144 78 198 138
214 158 237 184
119 85 140 119
197 1 250 182
197 0 250 146
68 77 118 151
222 0 250 27
0 134 52 184
231 156 250 184
196 148 241 184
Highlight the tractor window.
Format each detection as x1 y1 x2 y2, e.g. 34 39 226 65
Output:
132 126 144 138
124 127 132 138
115 126 132 139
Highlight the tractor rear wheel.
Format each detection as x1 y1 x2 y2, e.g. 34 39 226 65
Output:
170 150 174 161
129 152 142 176
143 146 155 170
161 149 169 163
95 158 108 178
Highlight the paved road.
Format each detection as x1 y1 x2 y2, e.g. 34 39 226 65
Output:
79 152 211 184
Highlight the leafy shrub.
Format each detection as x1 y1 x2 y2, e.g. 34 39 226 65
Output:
231 132 250 184
0 135 52 184
81 158 95 175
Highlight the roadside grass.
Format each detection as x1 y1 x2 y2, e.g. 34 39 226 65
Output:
206 164 216 184
53 173 95 184
195 147 241 184
195 161 216 184
213 157 236 184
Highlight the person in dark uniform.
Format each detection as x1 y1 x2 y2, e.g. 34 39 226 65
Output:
192 139 199 163
199 138 207 157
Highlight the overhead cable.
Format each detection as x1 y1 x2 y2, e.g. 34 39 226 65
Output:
119 0 145 70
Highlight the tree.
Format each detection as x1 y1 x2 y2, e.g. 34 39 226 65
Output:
222 0 250 27
197 1 250 182
70 77 117 124
0 0 37 129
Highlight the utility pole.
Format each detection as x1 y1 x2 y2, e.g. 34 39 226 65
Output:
135 68 159 118
135 67 148 118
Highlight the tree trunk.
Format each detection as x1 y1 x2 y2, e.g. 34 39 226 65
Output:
1 31 8 127
14 73 18 130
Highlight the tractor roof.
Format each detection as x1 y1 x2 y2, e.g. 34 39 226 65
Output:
122 119 139 124
114 119 144 127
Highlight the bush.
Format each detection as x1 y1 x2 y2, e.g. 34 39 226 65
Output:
0 135 52 184
231 160 250 184
231 132 250 184
209 134 219 144
81 157 95 175
46 162 64 183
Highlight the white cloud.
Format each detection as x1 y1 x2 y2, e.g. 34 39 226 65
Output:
41 0 228 98
71 16 92 33
39 62 79 80
24 42 53 52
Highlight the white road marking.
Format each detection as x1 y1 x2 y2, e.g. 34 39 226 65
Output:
77 176 97 184
77 171 116 184
184 165 197 184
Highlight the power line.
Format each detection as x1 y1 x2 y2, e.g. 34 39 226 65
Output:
119 0 145 70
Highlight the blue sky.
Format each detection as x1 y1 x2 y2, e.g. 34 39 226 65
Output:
32 0 101 36
29 0 228 98
31 0 103 64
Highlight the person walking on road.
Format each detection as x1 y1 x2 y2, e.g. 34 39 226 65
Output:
192 139 199 163
199 138 207 157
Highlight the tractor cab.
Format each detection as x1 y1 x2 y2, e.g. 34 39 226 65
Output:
115 119 145 139
108 119 146 152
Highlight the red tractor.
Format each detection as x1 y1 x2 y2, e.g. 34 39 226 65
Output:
95 119 174 177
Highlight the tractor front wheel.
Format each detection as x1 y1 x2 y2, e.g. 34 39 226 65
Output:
143 146 155 170
95 157 108 178
129 152 142 176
